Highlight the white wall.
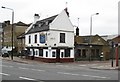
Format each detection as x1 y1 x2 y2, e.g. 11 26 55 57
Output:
50 10 74 32
25 30 74 48
25 32 47 47
25 10 74 48
47 30 74 48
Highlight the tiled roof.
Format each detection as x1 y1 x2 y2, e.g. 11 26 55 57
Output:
26 15 57 34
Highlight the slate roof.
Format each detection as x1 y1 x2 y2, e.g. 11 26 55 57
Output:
26 15 58 34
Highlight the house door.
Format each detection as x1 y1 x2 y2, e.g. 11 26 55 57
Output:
56 49 60 62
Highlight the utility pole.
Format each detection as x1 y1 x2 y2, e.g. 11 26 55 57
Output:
89 13 99 61
111 41 114 67
2 6 14 60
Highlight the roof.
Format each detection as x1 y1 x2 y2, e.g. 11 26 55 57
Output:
17 33 25 39
14 21 29 26
101 35 118 41
112 35 120 43
75 35 109 46
26 15 58 34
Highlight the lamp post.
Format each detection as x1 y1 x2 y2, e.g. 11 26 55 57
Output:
89 13 99 61
1 6 14 60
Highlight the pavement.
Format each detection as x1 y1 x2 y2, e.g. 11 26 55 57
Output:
0 56 119 70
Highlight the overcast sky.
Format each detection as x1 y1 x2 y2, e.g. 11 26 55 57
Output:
0 0 119 35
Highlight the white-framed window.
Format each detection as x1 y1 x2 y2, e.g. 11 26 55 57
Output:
44 49 49 58
52 50 56 58
28 35 31 44
34 34 37 43
30 49 33 56
60 33 65 43
46 51 48 57
34 49 39 57
39 49 43 57
60 50 64 58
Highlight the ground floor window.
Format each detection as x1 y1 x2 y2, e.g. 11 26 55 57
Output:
75 48 101 60
46 51 48 57
60 50 64 58
65 48 70 57
30 49 33 56
96 49 100 57
52 51 56 57
39 49 43 57
29 48 73 58
82 49 86 58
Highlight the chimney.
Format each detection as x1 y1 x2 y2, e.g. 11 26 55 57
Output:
4 20 10 26
64 8 69 17
34 14 40 23
76 27 79 36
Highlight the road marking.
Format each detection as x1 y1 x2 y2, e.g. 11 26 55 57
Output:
82 74 107 79
0 73 10 76
78 65 87 67
19 76 35 80
18 67 29 70
57 72 79 76
71 73 80 76
31 69 45 72
18 67 45 72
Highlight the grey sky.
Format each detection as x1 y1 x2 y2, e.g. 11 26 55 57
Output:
0 0 119 35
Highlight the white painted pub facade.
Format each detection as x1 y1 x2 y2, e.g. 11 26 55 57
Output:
25 9 74 62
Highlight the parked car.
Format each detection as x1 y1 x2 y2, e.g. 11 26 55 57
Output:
1 46 13 57
2 53 9 57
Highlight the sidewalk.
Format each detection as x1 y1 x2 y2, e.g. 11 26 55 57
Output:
74 60 119 70
0 56 119 70
90 64 119 70
0 56 44 64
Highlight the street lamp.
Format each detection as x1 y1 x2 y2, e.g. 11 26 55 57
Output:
1 6 14 60
89 13 99 61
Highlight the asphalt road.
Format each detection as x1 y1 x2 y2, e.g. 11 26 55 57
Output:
0 59 119 82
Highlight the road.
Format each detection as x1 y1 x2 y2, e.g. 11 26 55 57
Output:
0 59 119 82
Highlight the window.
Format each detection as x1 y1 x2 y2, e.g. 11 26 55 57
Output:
65 49 70 57
61 52 64 58
29 35 31 44
39 49 43 56
52 51 56 57
35 34 37 43
82 49 86 58
40 34 46 43
60 33 65 43
46 51 48 57
35 50 38 55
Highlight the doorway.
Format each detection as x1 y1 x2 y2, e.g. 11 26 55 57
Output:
56 49 60 62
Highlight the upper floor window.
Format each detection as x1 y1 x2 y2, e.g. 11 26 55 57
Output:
29 35 31 44
40 34 46 43
60 33 65 43
34 34 37 43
